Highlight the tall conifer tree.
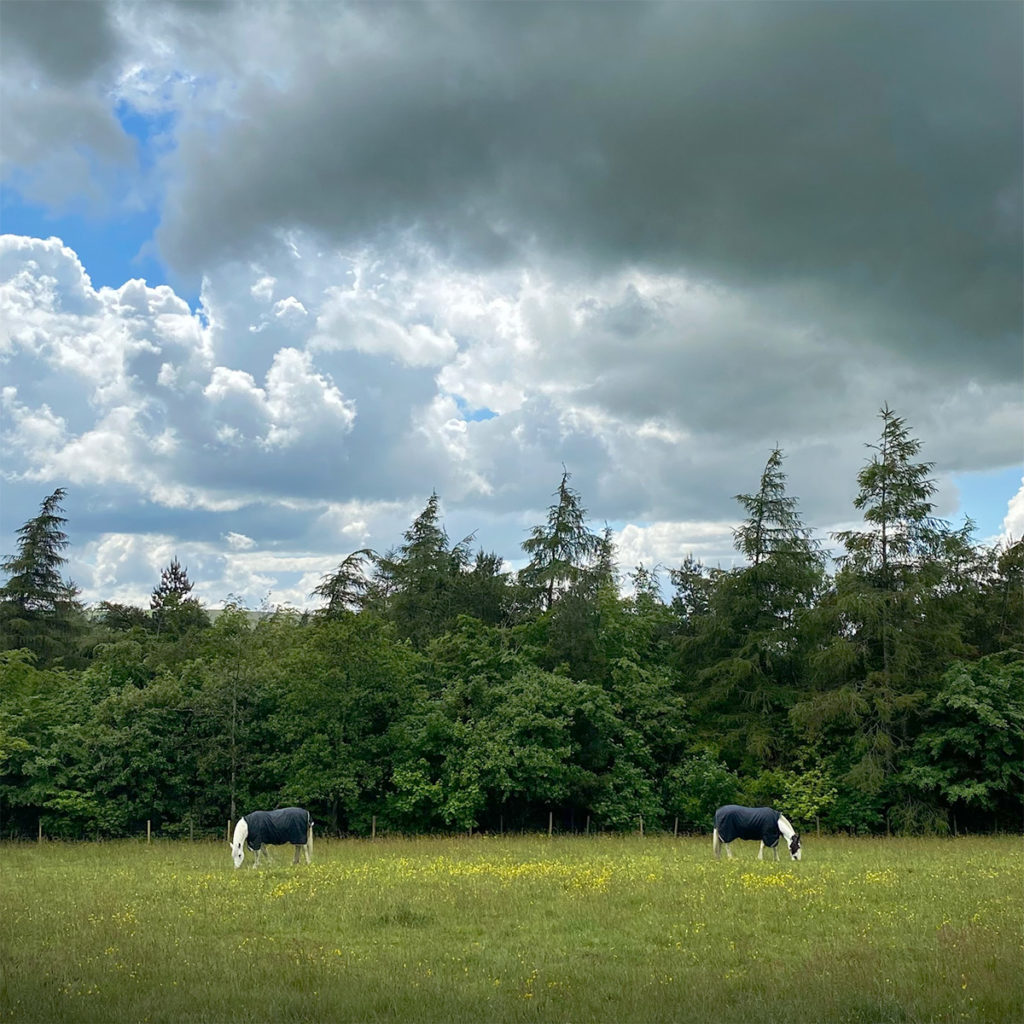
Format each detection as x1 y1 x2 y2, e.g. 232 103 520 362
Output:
520 470 602 611
833 405 939 588
0 488 82 662
679 449 823 765
150 558 208 636
313 549 375 616
370 493 476 646
793 406 972 803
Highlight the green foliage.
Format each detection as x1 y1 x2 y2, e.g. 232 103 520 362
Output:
357 494 511 647
150 558 209 638
0 651 102 837
978 537 1024 654
0 488 84 665
312 548 374 615
0 421 1019 839
779 765 838 825
833 404 948 598
792 409 985 796
520 470 602 611
676 449 823 770
663 752 740 830
904 655 1024 820
741 762 838 828
393 664 582 832
266 612 423 832
733 448 822 575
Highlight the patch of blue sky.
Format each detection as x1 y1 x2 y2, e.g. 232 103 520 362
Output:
0 99 196 303
453 395 497 422
114 101 176 175
951 464 1022 541
1 191 166 293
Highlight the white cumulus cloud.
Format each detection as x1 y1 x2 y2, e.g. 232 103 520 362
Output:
1002 478 1024 542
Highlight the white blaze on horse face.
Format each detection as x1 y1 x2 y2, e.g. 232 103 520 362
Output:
777 814 802 860
231 818 248 868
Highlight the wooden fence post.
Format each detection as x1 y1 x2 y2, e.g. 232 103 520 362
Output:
639 815 644 838
147 820 151 844
371 815 376 840
585 815 590 835
674 816 678 838
227 819 232 842
548 811 553 837
38 818 42 843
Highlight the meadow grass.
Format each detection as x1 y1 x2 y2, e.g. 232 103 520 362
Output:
1 834 1020 1023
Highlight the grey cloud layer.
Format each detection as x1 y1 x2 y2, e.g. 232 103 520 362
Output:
1 0 121 83
0 0 134 207
154 2 1022 375
1 2 1020 609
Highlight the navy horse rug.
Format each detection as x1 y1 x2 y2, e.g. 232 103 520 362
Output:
245 807 311 850
715 805 781 846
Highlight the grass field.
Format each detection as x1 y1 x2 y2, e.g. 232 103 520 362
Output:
1 834 1020 1023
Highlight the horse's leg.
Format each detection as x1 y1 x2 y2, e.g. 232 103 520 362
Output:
293 844 300 865
305 824 313 865
713 828 722 860
757 842 765 861
773 844 780 862
724 841 734 859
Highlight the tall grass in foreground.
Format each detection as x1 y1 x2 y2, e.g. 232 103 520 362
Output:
1 835 1020 1023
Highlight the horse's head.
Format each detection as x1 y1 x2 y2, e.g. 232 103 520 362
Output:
789 833 802 860
230 818 248 868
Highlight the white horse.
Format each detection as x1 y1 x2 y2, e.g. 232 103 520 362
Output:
713 804 801 861
230 807 313 868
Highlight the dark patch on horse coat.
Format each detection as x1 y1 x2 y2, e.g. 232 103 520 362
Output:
715 805 781 847
244 807 311 851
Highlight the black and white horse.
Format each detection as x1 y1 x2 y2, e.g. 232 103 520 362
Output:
230 807 314 868
713 804 801 861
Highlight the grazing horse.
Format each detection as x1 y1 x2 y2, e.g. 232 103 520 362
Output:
230 807 313 868
713 804 801 861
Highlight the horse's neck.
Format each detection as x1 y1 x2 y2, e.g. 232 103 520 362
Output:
776 814 795 840
232 818 249 847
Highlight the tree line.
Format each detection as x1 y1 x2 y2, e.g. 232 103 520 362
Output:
1 407 1021 840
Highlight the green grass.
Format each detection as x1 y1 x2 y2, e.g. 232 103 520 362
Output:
1 835 1020 1023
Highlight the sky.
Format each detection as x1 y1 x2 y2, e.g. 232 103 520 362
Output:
1 0 1021 611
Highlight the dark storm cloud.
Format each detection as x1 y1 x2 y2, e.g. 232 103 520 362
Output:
158 1 1022 374
0 1 133 205
0 0 120 83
